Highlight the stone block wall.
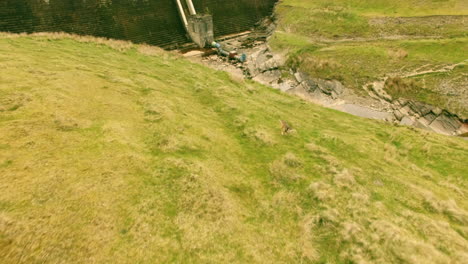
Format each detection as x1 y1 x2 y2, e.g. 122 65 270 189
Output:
0 0 277 48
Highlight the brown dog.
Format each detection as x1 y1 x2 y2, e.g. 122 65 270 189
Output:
279 120 292 135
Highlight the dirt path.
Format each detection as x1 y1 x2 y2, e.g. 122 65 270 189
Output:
402 60 467 78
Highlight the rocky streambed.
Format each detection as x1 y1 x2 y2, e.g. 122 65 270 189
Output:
183 31 468 138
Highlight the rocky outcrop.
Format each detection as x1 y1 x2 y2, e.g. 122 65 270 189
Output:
366 82 466 136
191 32 467 137
252 46 466 136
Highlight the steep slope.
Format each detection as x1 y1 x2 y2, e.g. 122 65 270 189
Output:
271 0 468 117
0 34 467 263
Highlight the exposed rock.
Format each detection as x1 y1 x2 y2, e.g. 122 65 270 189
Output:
400 116 415 126
370 81 393 102
416 117 431 127
419 113 437 126
459 123 468 134
276 80 296 92
253 69 281 85
302 78 320 93
413 120 432 131
396 98 409 107
294 72 304 83
286 82 310 99
431 107 443 116
393 110 404 121
193 31 466 137
332 104 393 120
429 114 462 135
408 101 432 116
314 79 344 96
399 106 412 116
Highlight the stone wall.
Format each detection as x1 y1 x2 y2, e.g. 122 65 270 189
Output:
193 0 277 36
0 0 277 47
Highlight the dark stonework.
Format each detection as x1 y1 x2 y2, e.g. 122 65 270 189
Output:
0 0 277 48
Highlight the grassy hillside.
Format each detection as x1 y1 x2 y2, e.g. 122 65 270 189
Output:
271 0 468 117
1 34 467 263
276 0 468 39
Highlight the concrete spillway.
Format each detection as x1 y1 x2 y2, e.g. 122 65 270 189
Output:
0 0 277 48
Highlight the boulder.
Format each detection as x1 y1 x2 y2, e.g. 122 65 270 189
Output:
277 80 296 92
253 70 281 85
408 101 432 116
294 72 305 83
413 120 432 131
429 114 462 135
399 106 411 116
302 79 319 93
400 116 414 126
396 98 409 107
393 110 404 121
370 81 392 102
431 107 443 116
315 79 344 96
422 112 438 124
416 116 431 127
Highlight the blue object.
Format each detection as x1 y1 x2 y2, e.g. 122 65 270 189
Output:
240 54 247 62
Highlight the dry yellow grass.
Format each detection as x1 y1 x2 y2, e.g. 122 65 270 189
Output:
0 33 467 263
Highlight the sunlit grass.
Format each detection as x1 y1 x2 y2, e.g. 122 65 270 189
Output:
0 34 467 263
272 0 468 116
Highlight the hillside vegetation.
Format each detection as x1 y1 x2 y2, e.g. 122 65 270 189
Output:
1 34 468 263
271 0 468 117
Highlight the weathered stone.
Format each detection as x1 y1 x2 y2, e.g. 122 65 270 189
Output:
294 72 304 83
254 51 269 67
332 104 393 120
399 106 411 116
331 91 338 99
431 107 443 116
397 98 409 107
413 120 431 130
458 123 468 135
400 116 414 126
278 80 296 92
382 93 393 102
419 106 433 116
417 116 432 127
393 110 404 121
429 114 462 135
369 81 392 102
287 82 310 98
315 79 344 96
187 14 214 48
422 113 438 124
408 101 432 116
253 69 282 84
330 80 344 95
302 79 319 93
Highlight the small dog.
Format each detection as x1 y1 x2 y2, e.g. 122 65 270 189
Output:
279 120 292 135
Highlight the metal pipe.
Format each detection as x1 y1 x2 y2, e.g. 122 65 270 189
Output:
175 0 188 28
185 0 197 15
211 42 247 63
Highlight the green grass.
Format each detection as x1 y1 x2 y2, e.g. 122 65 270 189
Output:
0 34 467 263
281 0 467 16
277 0 468 39
272 0 468 117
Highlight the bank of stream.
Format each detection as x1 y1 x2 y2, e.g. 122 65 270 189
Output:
181 23 468 138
